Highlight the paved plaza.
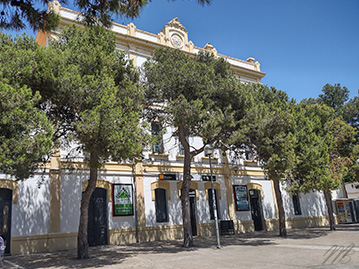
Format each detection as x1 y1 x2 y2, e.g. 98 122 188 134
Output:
3 224 359 269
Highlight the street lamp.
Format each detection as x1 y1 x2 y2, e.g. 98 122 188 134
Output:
204 144 221 249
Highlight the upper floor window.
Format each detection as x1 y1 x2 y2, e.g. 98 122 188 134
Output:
178 136 188 156
179 143 185 156
151 122 163 154
245 145 254 161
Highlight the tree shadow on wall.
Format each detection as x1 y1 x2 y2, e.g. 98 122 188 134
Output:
13 179 50 245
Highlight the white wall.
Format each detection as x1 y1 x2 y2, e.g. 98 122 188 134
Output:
12 174 50 236
230 177 276 221
259 179 277 219
61 170 136 233
198 176 230 222
280 182 328 218
143 173 229 226
104 172 135 229
61 171 83 233
143 175 182 226
136 55 147 69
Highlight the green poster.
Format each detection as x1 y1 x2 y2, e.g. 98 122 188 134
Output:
113 184 134 216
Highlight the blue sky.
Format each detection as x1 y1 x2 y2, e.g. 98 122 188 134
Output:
5 0 359 102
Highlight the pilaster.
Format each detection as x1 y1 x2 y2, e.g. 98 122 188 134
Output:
135 162 146 228
49 146 61 233
222 152 236 221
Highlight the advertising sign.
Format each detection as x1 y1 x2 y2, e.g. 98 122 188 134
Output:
233 185 250 211
112 184 134 216
159 174 177 180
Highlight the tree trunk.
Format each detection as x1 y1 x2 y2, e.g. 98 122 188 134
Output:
272 177 287 236
77 153 99 259
179 126 193 248
323 190 336 231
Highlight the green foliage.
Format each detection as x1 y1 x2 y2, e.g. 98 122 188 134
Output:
0 26 146 167
46 25 146 164
318 83 349 112
0 0 211 31
0 0 60 31
288 103 356 193
342 96 359 136
229 84 296 236
144 47 243 146
144 46 239 246
295 82 359 189
232 84 297 180
0 32 38 81
0 81 53 180
345 144 359 183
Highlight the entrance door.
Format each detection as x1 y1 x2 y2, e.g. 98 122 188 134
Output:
0 189 12 254
249 189 263 231
189 189 197 236
88 188 108 247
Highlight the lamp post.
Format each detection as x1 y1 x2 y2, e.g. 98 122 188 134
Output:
204 144 221 249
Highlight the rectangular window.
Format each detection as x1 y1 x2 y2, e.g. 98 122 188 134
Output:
292 194 302 215
208 189 220 220
151 122 163 154
245 145 253 161
155 188 168 222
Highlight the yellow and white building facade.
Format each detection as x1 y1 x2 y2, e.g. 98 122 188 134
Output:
0 1 345 255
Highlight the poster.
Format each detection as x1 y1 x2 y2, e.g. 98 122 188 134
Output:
233 185 250 211
112 184 134 216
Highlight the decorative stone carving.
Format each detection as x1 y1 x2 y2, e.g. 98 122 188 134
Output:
204 43 217 56
157 32 166 45
48 0 61 14
246 57 261 71
246 57 255 63
170 33 183 48
254 61 261 71
161 17 187 34
127 23 136 36
185 40 194 51
159 17 192 52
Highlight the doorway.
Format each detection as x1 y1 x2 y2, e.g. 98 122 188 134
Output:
189 189 197 236
88 188 108 247
0 188 12 254
249 189 264 231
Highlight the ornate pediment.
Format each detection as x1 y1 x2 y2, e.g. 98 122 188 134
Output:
158 17 193 52
161 17 187 34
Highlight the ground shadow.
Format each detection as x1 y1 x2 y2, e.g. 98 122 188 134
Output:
7 225 357 268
